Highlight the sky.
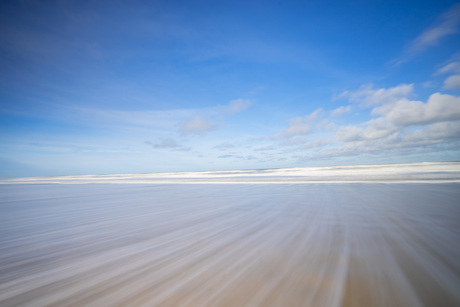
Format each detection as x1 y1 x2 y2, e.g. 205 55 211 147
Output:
1 0 460 177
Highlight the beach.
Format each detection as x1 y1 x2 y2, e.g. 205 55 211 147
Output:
1 163 460 306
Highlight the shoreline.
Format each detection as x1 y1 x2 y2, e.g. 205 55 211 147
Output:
1 161 460 184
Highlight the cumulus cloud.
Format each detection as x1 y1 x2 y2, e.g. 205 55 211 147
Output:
331 105 351 116
443 74 460 89
337 88 460 140
251 81 460 164
254 80 460 164
401 121 460 145
330 83 460 160
374 93 460 126
254 83 460 163
340 84 413 106
309 124 460 161
179 116 216 135
336 118 397 142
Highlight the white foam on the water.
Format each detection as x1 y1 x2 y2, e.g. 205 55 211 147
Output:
1 162 460 184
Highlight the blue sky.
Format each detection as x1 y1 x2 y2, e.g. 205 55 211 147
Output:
1 0 460 177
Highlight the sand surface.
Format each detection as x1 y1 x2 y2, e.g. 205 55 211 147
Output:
1 180 460 305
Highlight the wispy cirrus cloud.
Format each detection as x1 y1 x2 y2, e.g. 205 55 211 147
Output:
434 59 460 90
331 105 351 116
392 3 460 65
435 61 460 75
221 99 251 115
274 109 323 139
178 99 251 136
31 98 252 137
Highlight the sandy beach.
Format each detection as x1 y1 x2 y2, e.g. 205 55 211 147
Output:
1 164 460 306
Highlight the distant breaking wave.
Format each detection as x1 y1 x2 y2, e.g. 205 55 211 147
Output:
2 162 460 184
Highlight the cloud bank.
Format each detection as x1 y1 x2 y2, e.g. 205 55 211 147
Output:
329 84 460 159
257 82 460 165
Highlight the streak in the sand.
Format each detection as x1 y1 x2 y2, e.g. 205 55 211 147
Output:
0 165 460 306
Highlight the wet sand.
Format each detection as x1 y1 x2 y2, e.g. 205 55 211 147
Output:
1 182 459 306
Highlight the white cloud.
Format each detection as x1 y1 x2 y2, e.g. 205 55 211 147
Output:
340 84 413 106
331 105 351 116
275 118 310 138
255 83 460 164
393 3 460 64
70 98 251 137
223 99 251 115
435 62 460 75
411 9 460 50
179 116 216 135
335 125 362 142
443 74 460 89
339 84 460 126
402 121 460 145
375 93 460 126
336 90 460 142
434 61 460 90
326 83 460 161
178 98 251 136
336 118 396 142
274 109 323 139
